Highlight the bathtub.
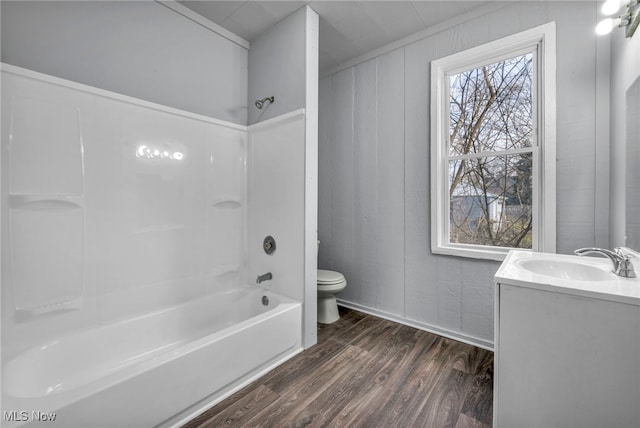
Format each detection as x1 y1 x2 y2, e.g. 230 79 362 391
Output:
2 288 302 427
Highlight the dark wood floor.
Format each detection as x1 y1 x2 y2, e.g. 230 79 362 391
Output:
183 307 493 428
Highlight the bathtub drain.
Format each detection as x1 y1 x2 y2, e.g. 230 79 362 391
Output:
262 295 269 306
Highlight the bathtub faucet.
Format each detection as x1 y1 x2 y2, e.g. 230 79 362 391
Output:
256 272 272 284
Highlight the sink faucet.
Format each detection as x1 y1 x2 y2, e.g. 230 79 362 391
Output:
574 247 636 278
256 272 272 284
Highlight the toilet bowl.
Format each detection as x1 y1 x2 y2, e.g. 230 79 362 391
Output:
317 269 347 324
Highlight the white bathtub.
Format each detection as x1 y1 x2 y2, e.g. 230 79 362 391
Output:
2 288 302 427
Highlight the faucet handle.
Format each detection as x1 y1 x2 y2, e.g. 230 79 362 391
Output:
615 247 636 259
614 248 637 278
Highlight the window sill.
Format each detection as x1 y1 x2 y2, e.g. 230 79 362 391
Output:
432 244 531 262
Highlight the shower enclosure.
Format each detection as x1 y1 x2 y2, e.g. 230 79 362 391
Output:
1 62 313 427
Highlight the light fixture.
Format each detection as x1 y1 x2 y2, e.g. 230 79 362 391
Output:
603 0 621 15
596 16 629 35
596 0 640 37
602 0 638 16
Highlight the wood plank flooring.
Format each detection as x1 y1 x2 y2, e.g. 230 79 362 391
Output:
183 308 493 428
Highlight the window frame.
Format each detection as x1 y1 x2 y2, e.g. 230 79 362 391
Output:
430 23 556 261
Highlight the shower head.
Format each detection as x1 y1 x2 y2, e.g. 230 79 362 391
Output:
255 96 274 109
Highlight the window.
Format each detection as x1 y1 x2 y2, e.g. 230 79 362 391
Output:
431 23 556 261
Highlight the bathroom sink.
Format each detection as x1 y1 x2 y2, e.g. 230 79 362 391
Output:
515 258 612 281
496 251 639 311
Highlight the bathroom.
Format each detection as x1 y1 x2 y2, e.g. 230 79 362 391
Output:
1 1 638 427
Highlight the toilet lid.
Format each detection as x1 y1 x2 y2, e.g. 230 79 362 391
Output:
318 269 346 285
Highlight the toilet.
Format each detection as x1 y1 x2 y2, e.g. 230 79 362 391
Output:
317 269 347 324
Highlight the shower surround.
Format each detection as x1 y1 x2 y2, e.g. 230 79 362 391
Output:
0 64 308 427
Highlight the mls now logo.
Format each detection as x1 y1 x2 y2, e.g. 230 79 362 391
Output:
3 411 29 422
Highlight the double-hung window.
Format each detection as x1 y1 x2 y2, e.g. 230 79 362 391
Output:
431 23 556 261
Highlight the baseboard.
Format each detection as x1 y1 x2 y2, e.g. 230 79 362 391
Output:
337 299 494 351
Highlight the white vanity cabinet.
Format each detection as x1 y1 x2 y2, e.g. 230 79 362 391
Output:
494 251 640 428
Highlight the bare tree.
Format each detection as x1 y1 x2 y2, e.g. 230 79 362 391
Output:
448 53 534 248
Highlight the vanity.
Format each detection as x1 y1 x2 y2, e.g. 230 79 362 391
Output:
494 250 640 428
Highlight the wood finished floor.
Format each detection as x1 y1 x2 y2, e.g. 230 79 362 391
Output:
183 307 493 428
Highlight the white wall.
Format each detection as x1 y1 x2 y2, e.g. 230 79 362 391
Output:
610 22 640 248
247 6 318 349
625 79 640 248
248 7 307 125
0 1 248 125
319 1 608 347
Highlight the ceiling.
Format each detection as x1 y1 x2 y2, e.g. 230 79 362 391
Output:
179 1 492 75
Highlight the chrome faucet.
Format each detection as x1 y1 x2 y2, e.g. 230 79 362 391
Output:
256 272 272 284
574 247 636 278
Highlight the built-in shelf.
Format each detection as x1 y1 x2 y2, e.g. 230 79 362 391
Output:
9 194 83 210
211 197 242 209
9 194 85 316
15 296 83 322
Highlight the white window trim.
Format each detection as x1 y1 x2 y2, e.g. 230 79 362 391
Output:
430 22 556 261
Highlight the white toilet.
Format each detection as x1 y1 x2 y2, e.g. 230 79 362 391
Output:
317 269 347 324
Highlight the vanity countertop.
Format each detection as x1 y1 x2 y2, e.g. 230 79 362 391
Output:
495 250 640 306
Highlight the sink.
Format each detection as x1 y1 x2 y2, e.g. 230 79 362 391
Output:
496 250 640 308
516 258 612 281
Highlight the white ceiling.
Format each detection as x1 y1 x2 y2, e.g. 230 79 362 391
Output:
179 1 492 74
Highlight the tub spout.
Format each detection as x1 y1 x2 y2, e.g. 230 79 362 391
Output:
256 272 272 284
